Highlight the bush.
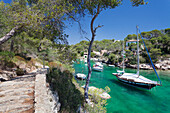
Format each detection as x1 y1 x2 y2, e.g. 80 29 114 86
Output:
81 51 84 57
47 68 83 112
84 86 110 113
16 68 26 76
0 51 15 68
91 52 95 58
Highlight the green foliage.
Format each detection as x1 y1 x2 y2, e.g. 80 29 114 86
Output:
150 48 161 63
108 53 116 64
140 56 146 63
81 51 84 57
16 68 26 76
91 52 95 58
47 68 83 112
103 52 108 57
0 51 15 68
84 86 110 113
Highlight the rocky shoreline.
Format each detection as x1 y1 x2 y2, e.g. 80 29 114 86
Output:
89 58 170 71
125 59 170 70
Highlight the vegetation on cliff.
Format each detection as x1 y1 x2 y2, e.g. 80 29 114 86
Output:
71 28 170 65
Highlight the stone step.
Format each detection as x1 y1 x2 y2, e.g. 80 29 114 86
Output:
0 104 33 113
0 94 33 104
0 81 34 92
0 87 34 96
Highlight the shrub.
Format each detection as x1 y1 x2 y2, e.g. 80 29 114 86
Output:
47 68 83 112
16 68 26 76
0 51 15 68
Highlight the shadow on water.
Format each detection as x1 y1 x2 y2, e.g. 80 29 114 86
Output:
109 79 152 96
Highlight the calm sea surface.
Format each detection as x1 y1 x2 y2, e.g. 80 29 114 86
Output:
73 61 170 113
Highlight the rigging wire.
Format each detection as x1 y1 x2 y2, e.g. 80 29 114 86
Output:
138 28 162 85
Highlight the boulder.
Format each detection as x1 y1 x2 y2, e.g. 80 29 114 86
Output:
155 64 161 69
25 68 31 73
19 63 26 69
35 62 43 68
0 73 10 81
0 70 17 81
162 66 168 70
168 66 170 70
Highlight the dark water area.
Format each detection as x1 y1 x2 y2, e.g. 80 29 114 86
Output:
73 61 170 113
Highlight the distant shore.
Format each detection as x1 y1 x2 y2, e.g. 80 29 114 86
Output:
79 57 170 71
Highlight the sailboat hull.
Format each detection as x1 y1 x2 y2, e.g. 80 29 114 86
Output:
116 76 157 90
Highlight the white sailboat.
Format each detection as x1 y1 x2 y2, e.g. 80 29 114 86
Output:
113 26 161 89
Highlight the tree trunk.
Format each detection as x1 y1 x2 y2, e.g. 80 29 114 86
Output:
84 5 100 102
84 36 95 101
10 37 15 52
37 42 42 52
0 26 19 45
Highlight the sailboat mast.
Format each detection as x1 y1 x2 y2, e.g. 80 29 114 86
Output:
123 41 125 72
136 25 139 77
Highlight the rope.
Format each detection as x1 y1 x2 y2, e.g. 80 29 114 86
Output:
138 28 162 85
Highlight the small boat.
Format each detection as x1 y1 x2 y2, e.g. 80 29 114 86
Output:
84 58 87 63
113 26 161 90
92 66 103 72
108 64 115 67
76 73 86 80
95 62 103 67
92 62 103 72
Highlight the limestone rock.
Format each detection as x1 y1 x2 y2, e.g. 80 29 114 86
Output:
35 62 43 68
19 63 27 69
0 73 10 81
155 64 161 69
162 66 168 70
0 70 16 81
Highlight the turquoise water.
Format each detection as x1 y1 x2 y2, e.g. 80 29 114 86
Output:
73 61 170 113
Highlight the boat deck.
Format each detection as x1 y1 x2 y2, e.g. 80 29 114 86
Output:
119 73 159 85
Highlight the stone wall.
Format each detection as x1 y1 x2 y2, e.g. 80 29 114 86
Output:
34 69 61 113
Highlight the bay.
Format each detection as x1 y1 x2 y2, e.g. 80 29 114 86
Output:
73 61 170 113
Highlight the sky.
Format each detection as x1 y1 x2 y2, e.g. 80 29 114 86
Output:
2 0 170 45
65 0 170 45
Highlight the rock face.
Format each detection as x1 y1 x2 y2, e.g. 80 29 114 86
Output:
126 59 170 70
140 64 153 70
155 59 170 70
47 86 61 113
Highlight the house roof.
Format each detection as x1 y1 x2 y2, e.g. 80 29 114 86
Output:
126 40 138 42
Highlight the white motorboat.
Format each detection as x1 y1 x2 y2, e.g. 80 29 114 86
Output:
108 64 115 67
92 66 103 72
76 73 86 80
92 62 103 72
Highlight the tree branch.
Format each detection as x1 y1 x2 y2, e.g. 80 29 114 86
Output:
94 25 104 33
85 37 90 42
0 26 20 45
91 4 101 37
